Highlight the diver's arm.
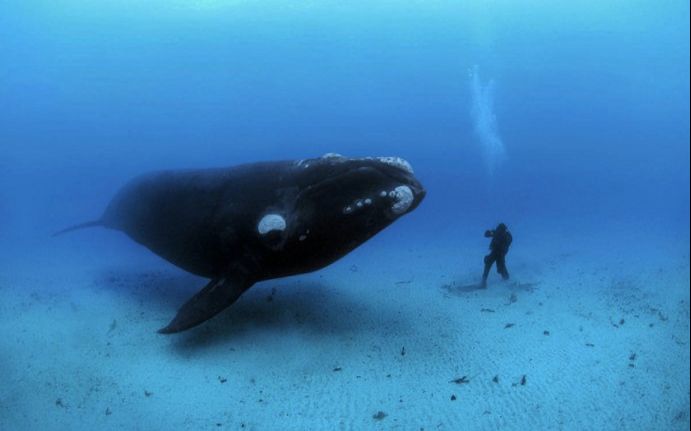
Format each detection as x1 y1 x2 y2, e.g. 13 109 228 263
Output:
484 230 494 238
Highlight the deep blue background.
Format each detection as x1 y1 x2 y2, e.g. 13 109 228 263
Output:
1 1 689 250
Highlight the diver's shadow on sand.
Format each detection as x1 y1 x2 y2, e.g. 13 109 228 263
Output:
441 280 540 297
96 269 409 353
441 282 485 296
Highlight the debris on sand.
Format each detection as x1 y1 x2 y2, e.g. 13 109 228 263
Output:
107 319 117 334
629 352 637 368
512 375 527 386
610 317 626 328
449 376 470 385
372 411 387 421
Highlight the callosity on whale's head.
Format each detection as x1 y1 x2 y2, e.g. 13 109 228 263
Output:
256 153 426 277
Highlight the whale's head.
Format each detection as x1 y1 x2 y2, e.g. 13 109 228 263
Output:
257 154 425 274
302 152 424 218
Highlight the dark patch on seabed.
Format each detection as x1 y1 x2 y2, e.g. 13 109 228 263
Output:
440 280 540 296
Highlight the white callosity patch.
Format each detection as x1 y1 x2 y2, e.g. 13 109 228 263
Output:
321 153 344 159
295 159 310 169
344 197 374 215
375 157 414 174
296 153 344 169
257 214 287 235
390 185 414 215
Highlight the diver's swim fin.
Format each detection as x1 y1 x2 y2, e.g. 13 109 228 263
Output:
158 275 253 334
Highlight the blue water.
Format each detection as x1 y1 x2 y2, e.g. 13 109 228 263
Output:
1 1 689 430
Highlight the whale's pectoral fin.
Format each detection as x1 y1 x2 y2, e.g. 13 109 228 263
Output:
158 275 253 334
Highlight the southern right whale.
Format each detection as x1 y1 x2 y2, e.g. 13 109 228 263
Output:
55 153 426 333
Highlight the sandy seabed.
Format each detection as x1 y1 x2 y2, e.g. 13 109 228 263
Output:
1 230 689 431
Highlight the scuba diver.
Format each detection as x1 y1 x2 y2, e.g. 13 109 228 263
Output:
481 223 512 288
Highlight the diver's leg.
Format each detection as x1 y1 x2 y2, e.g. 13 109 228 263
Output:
481 254 494 288
497 254 510 280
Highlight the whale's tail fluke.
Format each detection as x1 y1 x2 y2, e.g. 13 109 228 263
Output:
52 220 103 237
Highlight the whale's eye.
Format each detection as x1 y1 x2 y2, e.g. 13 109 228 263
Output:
390 185 414 215
258 214 286 235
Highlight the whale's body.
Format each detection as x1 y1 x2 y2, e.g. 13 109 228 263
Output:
57 154 425 333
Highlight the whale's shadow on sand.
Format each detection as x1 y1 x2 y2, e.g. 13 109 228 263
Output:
96 268 412 353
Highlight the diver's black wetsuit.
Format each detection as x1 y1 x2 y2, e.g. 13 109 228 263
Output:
481 223 512 288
